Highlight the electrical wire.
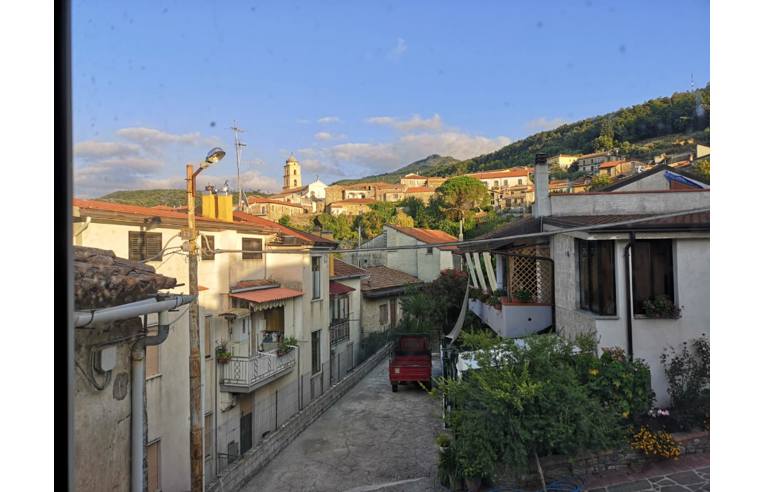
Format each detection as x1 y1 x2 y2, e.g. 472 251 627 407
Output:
208 207 710 256
140 232 182 263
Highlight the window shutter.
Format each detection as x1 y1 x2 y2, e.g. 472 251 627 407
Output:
129 231 162 261
242 238 263 260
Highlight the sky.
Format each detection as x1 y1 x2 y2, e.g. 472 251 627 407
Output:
72 0 710 198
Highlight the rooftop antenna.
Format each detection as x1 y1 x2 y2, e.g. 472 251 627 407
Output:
231 121 247 209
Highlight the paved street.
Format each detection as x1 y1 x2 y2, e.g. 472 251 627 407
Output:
241 358 445 492
586 466 709 492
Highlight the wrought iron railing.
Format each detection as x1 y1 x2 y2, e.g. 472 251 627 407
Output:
221 349 296 388
329 319 350 345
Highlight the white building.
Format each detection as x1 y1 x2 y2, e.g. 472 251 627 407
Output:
73 196 339 490
348 224 458 282
464 157 710 406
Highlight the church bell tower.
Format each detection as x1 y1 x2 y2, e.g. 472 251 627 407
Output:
283 154 302 191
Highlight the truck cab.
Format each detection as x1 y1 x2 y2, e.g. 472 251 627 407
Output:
389 334 432 392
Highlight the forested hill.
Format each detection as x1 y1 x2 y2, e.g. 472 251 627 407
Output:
343 85 710 182
333 154 459 185
97 188 267 207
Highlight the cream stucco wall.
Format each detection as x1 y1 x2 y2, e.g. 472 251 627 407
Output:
551 231 709 406
550 190 709 216
76 217 332 490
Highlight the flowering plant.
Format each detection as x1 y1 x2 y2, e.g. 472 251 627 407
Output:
630 426 681 459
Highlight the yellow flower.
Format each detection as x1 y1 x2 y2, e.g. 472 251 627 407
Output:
589 368 599 376
622 410 630 418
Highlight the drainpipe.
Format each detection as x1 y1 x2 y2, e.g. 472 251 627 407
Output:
131 310 171 492
75 295 195 327
624 232 636 359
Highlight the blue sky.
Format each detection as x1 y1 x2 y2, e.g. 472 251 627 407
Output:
72 0 709 197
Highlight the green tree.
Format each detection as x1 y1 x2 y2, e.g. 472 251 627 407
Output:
589 174 612 190
436 177 489 234
389 209 415 227
278 215 291 227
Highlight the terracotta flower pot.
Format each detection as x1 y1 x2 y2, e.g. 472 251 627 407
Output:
465 477 482 492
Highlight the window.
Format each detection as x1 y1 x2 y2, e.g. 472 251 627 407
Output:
201 235 215 260
312 257 321 299
264 306 284 333
147 440 160 492
204 413 213 459
128 231 162 261
331 295 349 322
503 179 508 186
426 247 433 255
493 180 499 188
146 344 160 378
311 330 321 374
518 178 523 185
204 316 212 359
632 240 674 314
577 239 616 315
379 303 389 325
240 412 252 454
293 179 297 187
242 237 263 260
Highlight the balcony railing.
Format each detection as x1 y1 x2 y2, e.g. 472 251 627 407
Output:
329 319 350 345
220 349 296 393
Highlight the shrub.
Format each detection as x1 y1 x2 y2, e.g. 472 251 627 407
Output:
660 335 710 430
642 295 681 319
512 288 533 303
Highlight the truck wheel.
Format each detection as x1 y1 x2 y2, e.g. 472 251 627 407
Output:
392 383 398 392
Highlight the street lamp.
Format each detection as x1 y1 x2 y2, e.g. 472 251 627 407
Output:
185 147 225 492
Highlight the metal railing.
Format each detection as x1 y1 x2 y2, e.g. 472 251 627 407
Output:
329 319 350 345
221 349 296 389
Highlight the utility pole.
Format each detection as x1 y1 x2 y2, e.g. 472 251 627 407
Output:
184 147 225 492
231 122 247 210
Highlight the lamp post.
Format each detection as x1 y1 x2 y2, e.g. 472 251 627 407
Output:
185 147 225 491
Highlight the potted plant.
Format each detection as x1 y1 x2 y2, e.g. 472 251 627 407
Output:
215 345 233 364
277 336 298 356
642 295 681 319
512 288 533 303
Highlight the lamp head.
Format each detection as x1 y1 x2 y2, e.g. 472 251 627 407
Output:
202 147 226 168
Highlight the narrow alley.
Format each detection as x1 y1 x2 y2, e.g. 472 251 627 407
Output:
241 358 444 492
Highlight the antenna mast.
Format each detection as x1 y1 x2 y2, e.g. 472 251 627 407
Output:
231 121 247 209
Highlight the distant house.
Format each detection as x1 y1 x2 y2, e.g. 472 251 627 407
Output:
326 198 376 216
546 153 581 170
466 167 531 190
360 266 422 335
348 224 458 282
246 196 306 221
404 186 437 204
575 151 616 174
549 179 571 194
400 173 428 187
598 160 636 178
424 176 448 188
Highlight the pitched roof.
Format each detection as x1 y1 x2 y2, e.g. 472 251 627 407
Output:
467 168 531 180
331 259 369 279
462 217 543 252
74 198 280 233
599 164 709 192
578 151 611 159
599 160 626 169
233 211 337 247
247 196 305 208
544 212 710 232
361 266 422 293
330 280 355 296
386 225 458 249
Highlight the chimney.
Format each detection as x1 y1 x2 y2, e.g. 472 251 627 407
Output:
201 185 217 220
533 153 551 218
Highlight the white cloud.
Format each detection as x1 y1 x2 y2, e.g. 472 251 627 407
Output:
387 38 407 61
317 116 340 124
366 113 443 132
116 127 220 150
314 131 346 141
298 129 510 175
524 117 568 132
74 141 142 160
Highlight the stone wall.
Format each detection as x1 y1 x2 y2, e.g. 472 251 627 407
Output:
495 431 709 487
205 342 392 491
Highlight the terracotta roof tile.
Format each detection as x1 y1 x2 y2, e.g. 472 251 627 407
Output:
599 160 627 169
247 196 304 208
386 225 458 248
467 168 531 180
331 259 368 279
361 266 422 292
233 211 337 246
406 187 436 193
329 280 355 296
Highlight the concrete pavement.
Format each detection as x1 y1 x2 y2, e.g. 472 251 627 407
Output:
241 358 445 492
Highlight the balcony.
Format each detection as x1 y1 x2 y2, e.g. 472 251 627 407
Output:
220 349 296 393
329 319 350 345
467 252 554 339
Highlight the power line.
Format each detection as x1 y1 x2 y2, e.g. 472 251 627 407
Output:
231 121 247 210
208 207 710 256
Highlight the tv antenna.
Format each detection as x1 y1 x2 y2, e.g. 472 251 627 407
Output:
231 121 247 209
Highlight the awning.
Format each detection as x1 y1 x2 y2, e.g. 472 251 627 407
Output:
218 308 250 320
330 280 355 296
230 287 303 304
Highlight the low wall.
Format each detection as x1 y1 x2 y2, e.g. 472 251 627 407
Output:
495 431 709 487
206 343 392 491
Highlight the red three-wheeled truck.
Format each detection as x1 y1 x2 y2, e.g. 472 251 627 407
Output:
388 333 432 392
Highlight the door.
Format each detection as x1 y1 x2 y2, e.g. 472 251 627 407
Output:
240 412 252 454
